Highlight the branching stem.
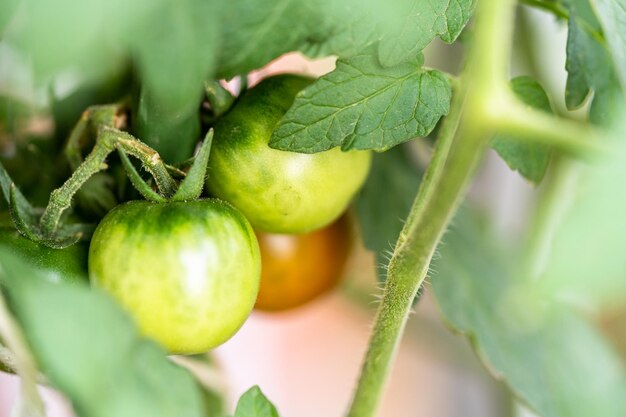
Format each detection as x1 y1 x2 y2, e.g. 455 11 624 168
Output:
346 0 518 415
40 127 176 235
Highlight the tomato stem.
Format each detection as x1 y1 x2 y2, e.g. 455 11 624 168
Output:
346 0 517 415
40 127 177 235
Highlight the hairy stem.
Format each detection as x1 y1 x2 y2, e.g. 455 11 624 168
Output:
346 0 518 415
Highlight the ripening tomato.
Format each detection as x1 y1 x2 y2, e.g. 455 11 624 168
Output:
255 214 351 311
206 74 371 234
88 199 261 354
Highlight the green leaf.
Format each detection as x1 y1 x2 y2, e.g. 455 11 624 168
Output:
540 144 626 310
270 52 451 152
0 251 205 417
0 0 18 33
355 145 422 280
492 76 553 184
131 0 217 115
234 386 280 417
563 0 622 123
432 212 626 417
132 0 217 163
307 0 474 65
589 0 626 92
376 0 475 66
215 1 325 78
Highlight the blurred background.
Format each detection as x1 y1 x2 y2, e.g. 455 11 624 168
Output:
1 4 624 417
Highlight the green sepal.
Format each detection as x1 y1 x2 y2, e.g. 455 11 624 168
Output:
118 149 167 203
171 130 213 202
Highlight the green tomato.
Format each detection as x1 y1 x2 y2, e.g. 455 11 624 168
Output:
0 226 88 284
207 74 372 234
88 199 261 354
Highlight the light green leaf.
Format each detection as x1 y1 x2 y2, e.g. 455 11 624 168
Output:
355 145 422 280
492 76 552 184
271 52 451 152
234 386 280 417
432 212 626 417
0 251 205 417
540 145 626 311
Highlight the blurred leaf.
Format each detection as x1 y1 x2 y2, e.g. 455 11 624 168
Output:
134 90 201 164
492 76 552 184
540 145 626 310
5 0 143 82
306 0 474 65
355 145 422 280
233 386 279 417
217 0 474 77
0 250 205 417
132 0 217 163
432 211 626 417
271 52 451 152
0 0 18 33
215 1 326 78
563 0 623 123
131 0 217 115
590 0 626 92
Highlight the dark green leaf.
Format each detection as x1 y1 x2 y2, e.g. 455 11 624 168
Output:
215 1 325 78
355 145 422 280
0 251 205 417
432 212 626 417
234 386 280 417
131 0 217 115
271 53 451 152
492 76 553 184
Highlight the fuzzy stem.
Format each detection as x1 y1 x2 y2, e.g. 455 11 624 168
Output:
346 0 518 415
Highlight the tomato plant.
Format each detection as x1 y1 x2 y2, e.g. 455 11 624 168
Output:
255 214 351 312
207 74 372 233
1 0 626 417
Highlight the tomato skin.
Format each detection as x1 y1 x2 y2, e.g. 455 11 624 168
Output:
207 74 372 234
0 227 88 284
254 214 351 312
88 199 261 354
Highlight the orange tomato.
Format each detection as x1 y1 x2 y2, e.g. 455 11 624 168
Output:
255 215 351 311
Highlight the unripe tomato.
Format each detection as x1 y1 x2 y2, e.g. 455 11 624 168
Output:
88 199 261 354
255 214 351 312
207 74 372 234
